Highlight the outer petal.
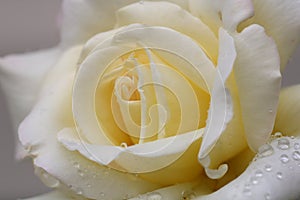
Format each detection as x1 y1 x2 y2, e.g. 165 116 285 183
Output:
196 136 300 200
21 191 82 200
274 85 300 137
248 0 300 71
60 0 189 47
128 178 216 200
188 0 254 34
116 1 218 62
0 47 60 159
18 46 159 200
233 25 281 152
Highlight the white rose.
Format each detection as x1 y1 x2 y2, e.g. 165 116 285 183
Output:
0 0 300 200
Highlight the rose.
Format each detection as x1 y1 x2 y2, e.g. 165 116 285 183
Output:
0 0 299 199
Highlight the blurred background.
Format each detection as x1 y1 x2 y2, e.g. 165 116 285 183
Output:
0 0 299 199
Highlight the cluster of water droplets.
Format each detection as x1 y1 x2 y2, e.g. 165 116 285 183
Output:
242 133 300 199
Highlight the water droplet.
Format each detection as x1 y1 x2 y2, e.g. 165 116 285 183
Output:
120 142 128 148
181 190 196 200
291 136 295 139
69 185 83 195
264 164 272 172
255 170 263 177
277 138 290 150
276 172 283 180
294 143 300 150
292 151 300 161
258 144 274 157
264 193 271 200
280 154 289 164
268 109 273 113
139 0 144 5
147 192 162 200
99 192 105 198
250 176 259 185
87 184 91 188
73 162 80 169
244 183 251 189
78 169 84 177
243 188 252 196
274 132 283 138
40 171 60 187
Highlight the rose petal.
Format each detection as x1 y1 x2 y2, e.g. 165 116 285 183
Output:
198 28 235 161
116 1 218 62
128 178 216 200
21 190 82 200
0 47 60 159
19 46 159 199
188 0 254 34
60 0 189 47
196 136 300 200
58 127 204 185
243 0 300 71
274 85 300 137
233 24 281 152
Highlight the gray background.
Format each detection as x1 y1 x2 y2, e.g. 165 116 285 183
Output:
0 1 299 200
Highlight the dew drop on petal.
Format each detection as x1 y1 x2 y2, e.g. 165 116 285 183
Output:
274 132 283 138
264 164 272 172
280 154 289 164
181 190 196 200
250 176 259 185
78 169 84 177
292 151 300 161
120 142 128 148
276 172 283 180
294 143 300 150
99 192 105 199
277 138 290 150
73 162 80 169
243 188 252 196
147 192 162 200
264 193 271 200
255 170 263 178
258 144 274 157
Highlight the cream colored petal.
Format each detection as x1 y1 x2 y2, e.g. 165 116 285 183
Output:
198 28 235 163
188 0 254 34
60 0 189 47
247 0 300 71
196 136 300 200
108 24 216 92
128 178 216 200
58 127 204 185
21 190 82 200
18 46 159 200
116 1 218 62
0 47 60 159
274 85 300 137
233 24 281 152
